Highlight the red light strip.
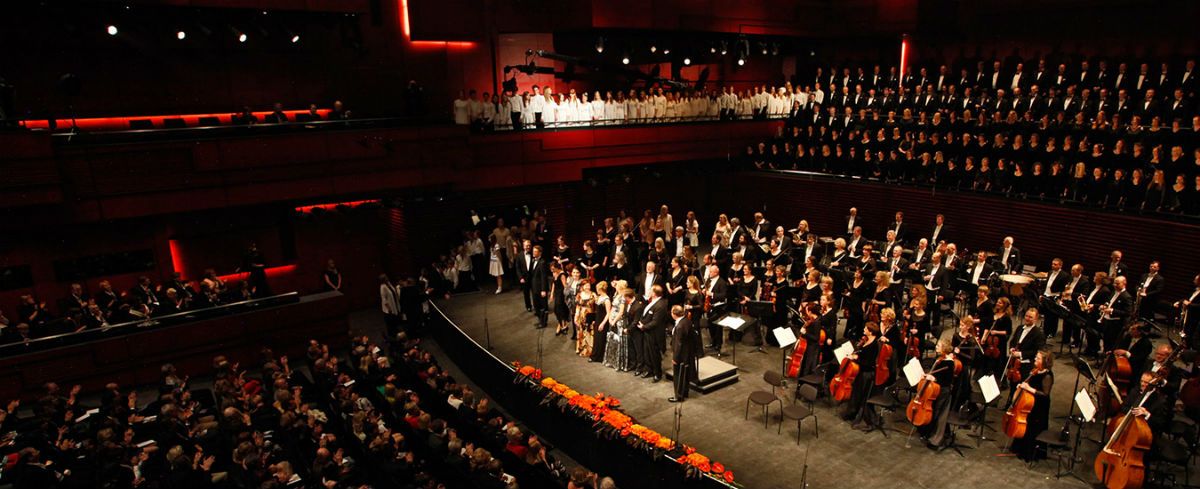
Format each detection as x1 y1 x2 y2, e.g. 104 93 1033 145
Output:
169 238 296 282
899 37 909 89
294 199 380 213
398 0 476 49
21 109 332 131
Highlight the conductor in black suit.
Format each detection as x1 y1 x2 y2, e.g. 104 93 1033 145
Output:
702 265 731 354
638 285 669 382
528 245 551 328
669 305 699 402
515 240 535 312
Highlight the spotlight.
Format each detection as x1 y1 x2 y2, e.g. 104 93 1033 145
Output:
238 33 247 43
761 44 768 55
710 45 716 54
650 44 657 53
176 30 186 40
720 41 728 55
595 37 604 53
683 57 691 65
663 47 670 54
737 57 745 66
291 35 300 43
106 25 118 36
622 56 630 65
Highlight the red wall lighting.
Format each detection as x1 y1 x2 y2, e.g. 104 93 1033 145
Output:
398 0 476 49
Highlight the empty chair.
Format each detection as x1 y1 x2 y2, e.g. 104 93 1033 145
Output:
745 370 783 429
779 384 819 444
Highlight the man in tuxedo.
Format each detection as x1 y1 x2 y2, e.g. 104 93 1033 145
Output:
887 211 908 245
752 212 772 244
965 250 993 297
1038 258 1070 338
637 285 669 382
847 227 866 259
379 274 402 334
515 240 535 312
1112 322 1154 380
702 265 731 354
529 246 551 328
997 236 1022 273
1122 371 1172 434
845 207 861 236
923 252 951 327
1106 250 1128 279
928 213 948 245
708 234 732 274
670 226 688 258
1061 264 1091 347
668 305 699 402
1135 261 1165 320
909 238 932 273
1167 88 1191 121
883 245 908 293
1009 309 1047 380
879 231 901 264
1080 272 1112 356
1099 276 1133 354
1176 274 1200 349
1139 89 1161 119
636 262 665 302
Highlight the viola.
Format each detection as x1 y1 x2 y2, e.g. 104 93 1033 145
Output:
1002 376 1038 439
980 323 1002 359
1005 352 1023 385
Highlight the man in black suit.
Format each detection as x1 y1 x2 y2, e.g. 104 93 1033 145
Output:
997 236 1022 274
1175 274 1200 349
635 262 665 302
528 246 551 328
928 214 948 245
1010 309 1047 380
1061 264 1091 347
882 245 908 293
1038 258 1070 338
1099 276 1133 354
1138 89 1161 119
702 265 731 354
1122 371 1172 434
515 240 535 312
1113 322 1154 380
708 234 732 275
923 252 951 326
637 285 669 382
751 212 772 245
1134 261 1165 320
668 305 699 402
887 211 908 245
964 250 993 297
845 207 862 237
1104 250 1128 279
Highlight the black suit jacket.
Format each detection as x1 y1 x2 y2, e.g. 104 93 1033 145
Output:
1009 325 1046 363
634 272 666 299
996 246 1022 273
528 258 550 294
671 317 698 363
1136 273 1165 300
923 263 952 295
639 297 669 334
887 221 908 244
1103 289 1133 322
752 220 773 243
1043 269 1070 295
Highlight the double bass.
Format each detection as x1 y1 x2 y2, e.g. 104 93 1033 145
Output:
1094 344 1183 489
830 338 865 401
786 304 823 378
906 356 962 427
1097 352 1133 417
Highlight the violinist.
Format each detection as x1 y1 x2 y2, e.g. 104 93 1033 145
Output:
868 271 897 316
817 294 839 379
1011 350 1055 462
951 317 979 384
1009 309 1046 381
857 245 879 274
800 270 823 306
702 265 731 354
796 302 823 376
846 322 883 431
986 297 1015 377
971 285 994 325
843 268 870 342
684 276 704 327
904 287 931 358
918 339 962 450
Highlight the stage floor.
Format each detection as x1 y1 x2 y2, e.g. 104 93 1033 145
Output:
437 290 1169 489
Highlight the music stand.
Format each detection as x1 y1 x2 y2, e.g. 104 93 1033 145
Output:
773 327 798 383
746 300 776 353
715 312 754 367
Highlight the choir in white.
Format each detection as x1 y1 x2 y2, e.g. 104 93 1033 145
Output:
452 83 823 130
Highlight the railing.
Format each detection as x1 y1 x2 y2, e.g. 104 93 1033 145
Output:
0 292 301 356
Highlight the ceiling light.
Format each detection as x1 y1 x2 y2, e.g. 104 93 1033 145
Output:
238 33 248 43
291 35 300 43
683 57 691 65
106 25 118 36
622 56 630 65
177 30 187 40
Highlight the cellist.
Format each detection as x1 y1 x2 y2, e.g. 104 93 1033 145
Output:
878 308 902 386
919 339 962 450
1011 350 1054 462
846 322 882 432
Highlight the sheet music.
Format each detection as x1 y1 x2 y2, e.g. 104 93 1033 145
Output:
978 375 1000 403
1076 389 1097 422
716 316 746 329
902 357 924 387
834 341 854 364
772 327 797 348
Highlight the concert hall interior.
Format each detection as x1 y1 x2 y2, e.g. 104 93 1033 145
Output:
2 1 1200 489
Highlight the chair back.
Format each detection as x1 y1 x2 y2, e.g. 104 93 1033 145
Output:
798 384 818 404
764 370 784 387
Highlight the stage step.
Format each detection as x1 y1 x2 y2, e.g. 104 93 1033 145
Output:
667 356 739 394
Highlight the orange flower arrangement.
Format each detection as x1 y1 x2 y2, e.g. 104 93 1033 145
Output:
723 471 735 483
711 462 725 474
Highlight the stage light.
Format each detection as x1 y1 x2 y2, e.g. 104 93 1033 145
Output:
710 45 716 54
238 33 247 43
663 48 670 54
720 41 728 56
622 56 630 65
595 37 604 53
177 31 186 40
683 57 691 65
291 35 300 43
737 57 745 66
106 25 118 36
650 44 657 53
761 43 768 55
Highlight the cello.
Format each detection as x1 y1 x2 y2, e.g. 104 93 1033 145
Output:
786 304 822 378
1002 373 1038 440
906 355 962 427
1094 344 1182 489
830 337 865 401
876 341 894 387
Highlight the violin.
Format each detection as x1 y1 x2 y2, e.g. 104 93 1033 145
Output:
830 337 866 402
787 304 822 378
903 306 921 359
1002 372 1038 440
1094 344 1183 489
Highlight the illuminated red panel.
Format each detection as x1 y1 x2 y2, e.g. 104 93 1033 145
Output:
20 109 332 131
169 238 296 282
398 0 476 49
899 36 909 89
169 239 188 279
294 199 380 213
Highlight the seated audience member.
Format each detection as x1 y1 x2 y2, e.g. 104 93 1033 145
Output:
265 102 289 124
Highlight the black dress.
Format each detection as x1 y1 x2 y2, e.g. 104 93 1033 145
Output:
847 339 880 427
917 356 960 446
552 273 569 323
667 269 688 306
844 279 870 341
1011 369 1054 461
